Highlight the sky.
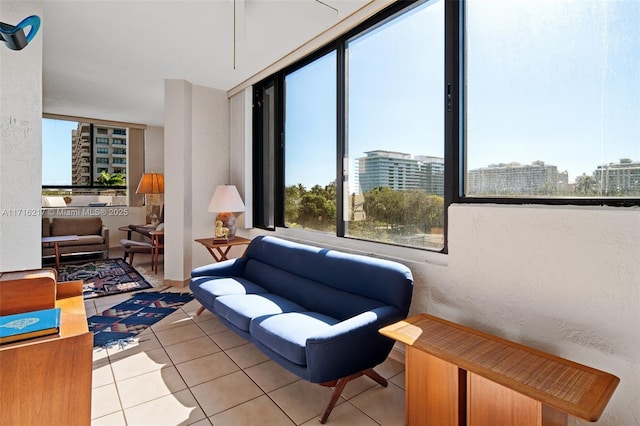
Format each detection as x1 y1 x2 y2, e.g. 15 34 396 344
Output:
42 118 74 185
283 0 639 190
43 0 639 189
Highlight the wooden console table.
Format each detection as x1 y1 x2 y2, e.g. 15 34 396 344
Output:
379 314 619 426
0 280 92 426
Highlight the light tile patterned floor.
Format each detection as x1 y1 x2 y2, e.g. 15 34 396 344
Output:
87 253 406 426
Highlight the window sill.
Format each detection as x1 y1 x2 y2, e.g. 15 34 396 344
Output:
248 227 449 267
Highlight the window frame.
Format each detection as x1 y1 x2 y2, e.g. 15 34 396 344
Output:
252 0 639 253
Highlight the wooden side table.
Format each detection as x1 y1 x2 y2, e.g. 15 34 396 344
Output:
150 230 164 274
193 236 251 315
194 236 251 262
379 314 619 425
42 235 78 271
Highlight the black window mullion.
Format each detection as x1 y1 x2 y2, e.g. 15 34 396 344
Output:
443 0 462 253
274 75 286 228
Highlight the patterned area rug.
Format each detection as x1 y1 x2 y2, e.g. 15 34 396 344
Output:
58 258 153 299
88 291 194 347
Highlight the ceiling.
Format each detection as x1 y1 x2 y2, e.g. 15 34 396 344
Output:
42 0 370 127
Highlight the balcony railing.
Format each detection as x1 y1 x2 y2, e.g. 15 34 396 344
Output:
42 185 127 207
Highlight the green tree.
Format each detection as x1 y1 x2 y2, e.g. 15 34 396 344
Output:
575 174 599 195
285 181 336 231
363 187 404 230
95 171 125 186
285 183 306 225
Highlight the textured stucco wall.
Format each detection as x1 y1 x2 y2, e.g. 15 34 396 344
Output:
421 204 639 425
0 1 43 271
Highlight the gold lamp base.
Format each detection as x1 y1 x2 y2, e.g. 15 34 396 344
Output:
215 212 236 240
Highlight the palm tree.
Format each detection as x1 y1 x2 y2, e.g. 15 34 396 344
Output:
95 171 125 186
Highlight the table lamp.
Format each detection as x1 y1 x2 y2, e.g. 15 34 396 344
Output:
208 185 245 240
136 173 164 225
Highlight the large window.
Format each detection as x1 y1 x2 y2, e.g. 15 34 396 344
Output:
254 0 639 252
42 117 144 207
255 0 444 250
464 0 639 199
345 1 444 249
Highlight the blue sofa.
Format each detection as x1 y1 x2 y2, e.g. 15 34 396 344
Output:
190 235 413 423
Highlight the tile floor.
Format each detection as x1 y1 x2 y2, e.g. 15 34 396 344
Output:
86 253 407 426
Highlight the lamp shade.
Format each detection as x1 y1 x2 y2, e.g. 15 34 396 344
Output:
136 173 165 194
207 185 245 213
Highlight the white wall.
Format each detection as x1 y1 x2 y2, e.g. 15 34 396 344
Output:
145 125 164 173
0 1 43 272
442 205 639 426
191 84 229 270
229 87 252 230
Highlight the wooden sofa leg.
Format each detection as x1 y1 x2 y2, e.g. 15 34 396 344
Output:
319 376 350 424
364 368 388 387
318 368 387 424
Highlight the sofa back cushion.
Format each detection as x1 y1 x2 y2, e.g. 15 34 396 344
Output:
51 217 102 236
244 236 413 316
244 260 386 320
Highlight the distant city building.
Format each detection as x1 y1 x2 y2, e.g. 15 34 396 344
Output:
356 150 444 195
71 123 127 185
594 158 640 195
414 155 445 196
467 161 568 196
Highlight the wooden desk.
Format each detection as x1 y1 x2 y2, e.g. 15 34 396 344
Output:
42 234 79 271
194 236 251 262
193 237 251 315
0 288 92 426
379 314 619 426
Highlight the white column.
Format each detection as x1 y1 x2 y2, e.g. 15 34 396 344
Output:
0 1 43 272
164 80 231 282
163 79 193 284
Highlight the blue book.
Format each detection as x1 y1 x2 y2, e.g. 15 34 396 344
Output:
0 308 61 344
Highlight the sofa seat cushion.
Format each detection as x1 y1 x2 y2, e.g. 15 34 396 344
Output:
57 235 103 246
214 294 306 333
250 312 340 366
191 277 268 312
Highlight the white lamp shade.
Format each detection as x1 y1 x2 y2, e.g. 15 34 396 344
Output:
208 185 245 213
